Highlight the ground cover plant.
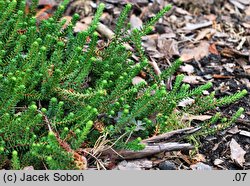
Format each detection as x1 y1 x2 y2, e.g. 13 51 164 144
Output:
0 0 247 170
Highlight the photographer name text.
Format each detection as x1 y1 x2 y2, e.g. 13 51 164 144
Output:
3 172 85 183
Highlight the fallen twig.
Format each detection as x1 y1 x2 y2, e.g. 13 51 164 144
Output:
97 22 134 51
100 142 194 160
98 127 198 160
97 22 166 76
235 118 250 127
149 56 162 76
142 127 200 143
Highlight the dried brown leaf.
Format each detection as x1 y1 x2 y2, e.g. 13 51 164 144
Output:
180 41 210 62
229 0 246 9
180 64 194 74
38 0 56 6
183 21 213 31
157 38 179 58
204 14 217 21
230 138 246 167
175 7 192 15
74 22 88 33
238 0 250 5
192 153 206 163
239 130 250 137
132 76 147 85
209 43 219 55
130 14 143 30
182 75 205 84
178 98 195 107
182 114 212 121
195 28 216 41
245 6 250 15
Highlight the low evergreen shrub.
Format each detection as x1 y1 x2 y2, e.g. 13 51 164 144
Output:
0 0 247 169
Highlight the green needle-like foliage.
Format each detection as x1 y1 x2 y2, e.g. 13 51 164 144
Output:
0 0 247 170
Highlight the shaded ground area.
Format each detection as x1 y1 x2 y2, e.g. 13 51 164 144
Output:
34 0 250 169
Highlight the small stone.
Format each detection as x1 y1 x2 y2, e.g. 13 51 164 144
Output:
213 159 224 166
134 159 153 169
117 160 142 170
204 74 213 80
202 90 210 95
190 162 212 170
158 161 177 170
23 166 34 170
116 159 153 170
